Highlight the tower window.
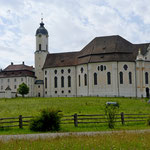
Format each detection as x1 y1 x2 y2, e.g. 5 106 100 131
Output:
46 45 48 51
39 44 41 51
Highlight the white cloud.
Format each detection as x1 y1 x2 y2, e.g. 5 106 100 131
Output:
0 0 150 68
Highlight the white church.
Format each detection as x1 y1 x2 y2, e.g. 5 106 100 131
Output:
0 19 150 98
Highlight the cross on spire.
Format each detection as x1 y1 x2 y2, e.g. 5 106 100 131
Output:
41 13 43 23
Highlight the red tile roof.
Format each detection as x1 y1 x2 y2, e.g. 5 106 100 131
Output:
0 64 35 78
4 64 34 72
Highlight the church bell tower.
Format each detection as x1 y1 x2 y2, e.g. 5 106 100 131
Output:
34 18 49 97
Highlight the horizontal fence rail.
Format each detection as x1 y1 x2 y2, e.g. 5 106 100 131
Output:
0 113 150 129
61 113 150 127
0 115 34 129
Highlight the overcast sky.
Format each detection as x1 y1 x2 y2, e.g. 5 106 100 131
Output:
0 0 150 68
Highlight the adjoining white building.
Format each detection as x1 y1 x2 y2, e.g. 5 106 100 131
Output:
0 62 35 98
1 19 150 98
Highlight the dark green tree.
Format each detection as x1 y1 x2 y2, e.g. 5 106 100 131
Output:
17 83 29 97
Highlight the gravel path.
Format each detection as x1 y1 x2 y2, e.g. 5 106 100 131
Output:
0 129 150 141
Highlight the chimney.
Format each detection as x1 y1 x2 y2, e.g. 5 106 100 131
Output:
22 61 24 65
11 62 13 65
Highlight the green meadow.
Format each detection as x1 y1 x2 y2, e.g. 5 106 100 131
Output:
0 97 150 134
0 97 149 117
0 132 150 150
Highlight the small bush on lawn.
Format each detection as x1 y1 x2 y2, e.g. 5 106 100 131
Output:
105 103 119 129
30 109 62 132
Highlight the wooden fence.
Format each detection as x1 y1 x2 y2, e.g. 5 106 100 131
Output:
62 113 150 127
0 113 149 129
0 115 33 129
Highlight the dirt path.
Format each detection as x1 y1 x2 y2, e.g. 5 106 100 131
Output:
0 129 150 141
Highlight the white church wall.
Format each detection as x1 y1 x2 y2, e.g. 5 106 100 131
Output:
138 61 150 97
118 62 136 97
76 64 88 96
44 66 76 97
88 62 119 97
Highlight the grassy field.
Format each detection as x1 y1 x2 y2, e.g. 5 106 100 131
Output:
0 97 150 134
0 97 149 117
0 131 150 149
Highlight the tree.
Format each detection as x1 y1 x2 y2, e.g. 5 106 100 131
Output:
17 83 29 97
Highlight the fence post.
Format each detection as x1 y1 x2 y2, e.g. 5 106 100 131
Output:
19 115 23 129
121 112 124 125
74 113 78 127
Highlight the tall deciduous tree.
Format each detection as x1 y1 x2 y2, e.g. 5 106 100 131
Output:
17 83 29 97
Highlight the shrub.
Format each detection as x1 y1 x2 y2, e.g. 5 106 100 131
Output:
105 103 119 129
30 109 62 132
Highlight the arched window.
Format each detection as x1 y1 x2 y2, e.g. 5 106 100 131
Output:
68 69 71 73
107 72 111 85
94 73 97 85
54 70 57 74
100 65 103 71
84 74 87 86
61 69 64 74
68 76 71 87
79 75 80 87
61 76 64 88
145 72 149 84
45 77 47 88
81 67 84 73
39 44 41 51
129 72 132 84
120 72 123 84
54 77 57 88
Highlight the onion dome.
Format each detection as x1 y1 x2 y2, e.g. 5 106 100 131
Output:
36 19 48 36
